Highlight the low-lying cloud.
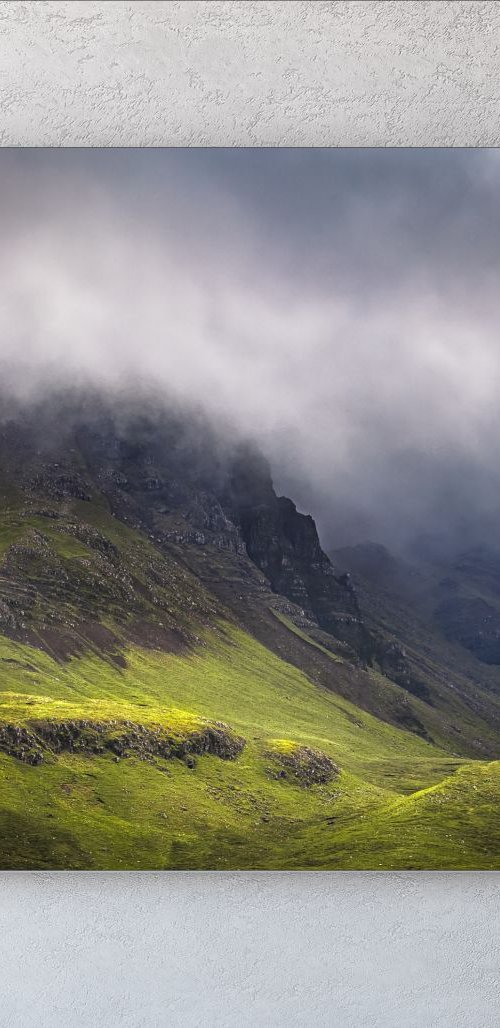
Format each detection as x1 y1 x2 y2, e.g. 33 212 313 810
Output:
2 148 500 555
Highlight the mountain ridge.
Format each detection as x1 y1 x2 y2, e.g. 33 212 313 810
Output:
2 392 500 868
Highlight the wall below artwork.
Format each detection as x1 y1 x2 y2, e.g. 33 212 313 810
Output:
0 872 498 1027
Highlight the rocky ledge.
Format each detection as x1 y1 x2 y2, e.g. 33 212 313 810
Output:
265 742 339 787
0 718 245 766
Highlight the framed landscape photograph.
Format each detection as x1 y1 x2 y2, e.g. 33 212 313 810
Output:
1 146 500 871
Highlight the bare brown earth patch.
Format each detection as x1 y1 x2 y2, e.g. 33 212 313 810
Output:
125 618 188 653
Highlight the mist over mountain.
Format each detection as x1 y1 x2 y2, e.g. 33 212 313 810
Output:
2 149 500 555
5 151 500 870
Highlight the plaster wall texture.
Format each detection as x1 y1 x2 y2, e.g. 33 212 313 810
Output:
1 3 500 1026
1 0 500 147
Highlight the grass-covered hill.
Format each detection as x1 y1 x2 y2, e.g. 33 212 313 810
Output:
2 393 500 869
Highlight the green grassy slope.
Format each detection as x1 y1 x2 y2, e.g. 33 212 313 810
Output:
0 624 489 870
283 761 500 870
2 417 500 869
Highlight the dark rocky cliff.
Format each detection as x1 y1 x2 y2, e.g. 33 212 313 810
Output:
223 444 375 663
77 417 381 666
0 397 412 678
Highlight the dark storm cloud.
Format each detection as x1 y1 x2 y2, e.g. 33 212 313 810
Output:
1 147 500 553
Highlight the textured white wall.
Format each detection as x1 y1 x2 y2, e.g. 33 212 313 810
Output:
1 2 500 1026
1 872 500 1028
1 0 500 146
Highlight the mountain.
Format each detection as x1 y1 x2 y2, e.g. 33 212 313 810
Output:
332 540 500 700
2 393 500 869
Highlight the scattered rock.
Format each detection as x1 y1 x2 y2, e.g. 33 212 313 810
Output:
265 743 339 787
0 724 44 765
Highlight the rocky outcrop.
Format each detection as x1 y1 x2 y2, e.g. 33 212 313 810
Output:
0 718 245 766
265 742 339 787
29 469 92 502
69 415 380 666
223 444 376 664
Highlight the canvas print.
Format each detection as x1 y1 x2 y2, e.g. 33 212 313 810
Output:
2 148 500 870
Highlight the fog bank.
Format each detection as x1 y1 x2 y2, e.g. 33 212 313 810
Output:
2 148 500 554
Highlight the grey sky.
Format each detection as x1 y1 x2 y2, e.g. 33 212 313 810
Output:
1 148 500 553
